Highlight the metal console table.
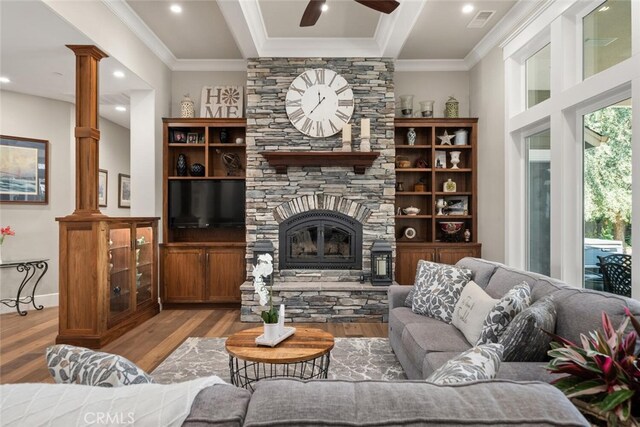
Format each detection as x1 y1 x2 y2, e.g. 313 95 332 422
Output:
0 258 49 315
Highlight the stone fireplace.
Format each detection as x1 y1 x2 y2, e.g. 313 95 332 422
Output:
240 57 395 322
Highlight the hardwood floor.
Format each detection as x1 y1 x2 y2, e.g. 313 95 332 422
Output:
0 307 387 384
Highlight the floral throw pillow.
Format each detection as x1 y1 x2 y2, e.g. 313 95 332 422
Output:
426 343 504 385
411 261 472 323
404 260 441 307
46 344 154 387
476 282 532 345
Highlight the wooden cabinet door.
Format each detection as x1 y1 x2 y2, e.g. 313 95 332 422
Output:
437 246 480 265
205 247 245 303
396 247 436 285
162 248 204 302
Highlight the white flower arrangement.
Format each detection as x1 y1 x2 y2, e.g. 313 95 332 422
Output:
252 253 278 323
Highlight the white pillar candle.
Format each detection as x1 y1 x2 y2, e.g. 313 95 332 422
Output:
342 124 352 143
361 118 370 138
376 256 387 276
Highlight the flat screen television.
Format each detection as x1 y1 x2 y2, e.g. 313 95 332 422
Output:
169 180 245 228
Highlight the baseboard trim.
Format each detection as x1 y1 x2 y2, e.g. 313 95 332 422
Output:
0 292 59 314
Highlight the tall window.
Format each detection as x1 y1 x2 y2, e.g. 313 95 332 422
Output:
583 99 632 290
583 0 631 79
526 44 551 108
527 129 551 275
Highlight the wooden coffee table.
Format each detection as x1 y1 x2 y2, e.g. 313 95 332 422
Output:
225 327 334 390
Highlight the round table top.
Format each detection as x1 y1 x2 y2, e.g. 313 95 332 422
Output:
225 327 335 364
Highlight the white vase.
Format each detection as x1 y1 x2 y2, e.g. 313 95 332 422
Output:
450 151 461 169
180 94 195 118
263 322 279 341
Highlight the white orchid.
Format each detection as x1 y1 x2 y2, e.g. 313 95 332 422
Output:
252 253 274 307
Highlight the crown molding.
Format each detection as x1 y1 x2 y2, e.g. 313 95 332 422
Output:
172 59 248 72
101 0 176 68
395 59 469 72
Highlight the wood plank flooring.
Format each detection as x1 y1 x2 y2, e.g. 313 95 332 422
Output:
0 307 387 384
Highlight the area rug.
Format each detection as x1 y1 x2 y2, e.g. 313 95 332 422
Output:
151 337 406 384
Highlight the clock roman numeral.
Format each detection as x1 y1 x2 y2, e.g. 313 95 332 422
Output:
328 73 338 87
314 69 325 85
290 84 305 96
289 108 305 123
286 99 302 107
300 73 313 88
335 110 350 123
300 117 313 134
328 120 340 134
338 99 353 107
315 121 324 137
335 84 349 95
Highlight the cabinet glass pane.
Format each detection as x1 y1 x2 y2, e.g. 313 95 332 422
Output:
135 226 154 305
583 99 632 293
583 0 631 79
109 227 131 318
526 129 551 276
526 44 550 108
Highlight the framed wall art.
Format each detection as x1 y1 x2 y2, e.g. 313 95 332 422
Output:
98 169 108 207
200 86 243 118
0 135 49 204
118 173 131 208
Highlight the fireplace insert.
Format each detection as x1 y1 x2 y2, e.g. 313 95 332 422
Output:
279 210 362 270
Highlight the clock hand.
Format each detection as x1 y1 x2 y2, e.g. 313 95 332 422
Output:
318 91 321 103
309 96 326 115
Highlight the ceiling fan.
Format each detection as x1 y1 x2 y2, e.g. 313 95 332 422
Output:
300 0 400 27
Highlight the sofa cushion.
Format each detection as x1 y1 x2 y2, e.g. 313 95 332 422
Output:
484 266 540 299
412 261 472 323
244 379 588 426
425 344 503 385
477 282 531 345
389 306 430 338
451 281 498 344
499 294 557 362
455 257 499 288
46 344 153 387
182 384 252 427
401 320 471 369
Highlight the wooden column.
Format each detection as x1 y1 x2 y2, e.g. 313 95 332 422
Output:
67 45 108 216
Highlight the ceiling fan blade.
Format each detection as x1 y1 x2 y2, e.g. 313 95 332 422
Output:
300 0 326 27
354 0 400 14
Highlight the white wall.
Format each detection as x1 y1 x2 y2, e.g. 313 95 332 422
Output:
470 47 506 263
171 71 247 117
99 117 131 217
394 71 470 118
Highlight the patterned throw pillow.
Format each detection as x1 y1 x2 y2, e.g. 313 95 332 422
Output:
499 295 557 362
411 261 472 323
404 260 441 307
476 282 531 345
426 343 504 385
46 344 154 387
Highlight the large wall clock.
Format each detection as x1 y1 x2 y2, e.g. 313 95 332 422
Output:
285 68 354 138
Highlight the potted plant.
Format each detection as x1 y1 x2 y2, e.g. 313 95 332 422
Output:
546 308 640 425
252 253 279 340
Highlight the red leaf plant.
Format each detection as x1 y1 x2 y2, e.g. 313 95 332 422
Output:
546 309 640 424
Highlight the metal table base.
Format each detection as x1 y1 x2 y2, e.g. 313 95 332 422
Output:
0 259 49 315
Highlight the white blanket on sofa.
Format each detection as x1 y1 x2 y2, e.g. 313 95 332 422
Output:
0 375 225 427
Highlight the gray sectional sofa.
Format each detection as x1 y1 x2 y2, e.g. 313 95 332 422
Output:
389 257 640 381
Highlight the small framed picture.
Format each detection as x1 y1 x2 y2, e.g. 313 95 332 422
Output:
0 135 49 204
187 133 199 144
118 173 131 208
435 151 447 169
199 134 205 144
98 169 108 207
171 130 187 143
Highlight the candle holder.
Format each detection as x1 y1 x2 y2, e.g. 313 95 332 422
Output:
360 138 370 152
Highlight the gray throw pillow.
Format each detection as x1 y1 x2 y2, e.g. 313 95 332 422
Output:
411 260 472 323
426 343 503 385
499 295 557 362
476 282 531 345
46 344 154 387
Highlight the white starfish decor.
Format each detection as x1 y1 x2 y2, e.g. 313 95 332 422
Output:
438 130 455 145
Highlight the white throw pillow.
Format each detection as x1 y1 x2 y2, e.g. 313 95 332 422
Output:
426 344 504 385
451 281 499 344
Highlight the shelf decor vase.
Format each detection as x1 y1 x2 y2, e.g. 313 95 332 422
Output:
220 128 229 144
443 179 457 193
180 94 195 118
263 322 279 341
419 100 434 117
407 128 416 146
190 163 205 177
454 129 468 145
450 151 461 169
399 95 414 117
436 199 446 216
176 154 188 176
445 96 459 118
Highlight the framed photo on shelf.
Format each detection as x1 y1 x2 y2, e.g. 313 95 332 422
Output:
98 169 108 207
435 151 447 169
0 135 49 204
118 173 131 208
171 129 187 143
187 133 199 144
444 196 468 215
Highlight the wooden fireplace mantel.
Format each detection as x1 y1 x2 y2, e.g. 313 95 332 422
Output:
262 151 380 175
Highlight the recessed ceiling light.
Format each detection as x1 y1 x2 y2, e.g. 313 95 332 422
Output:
321 3 328 12
115 106 127 112
0 77 10 83
170 4 182 13
462 4 474 14
113 70 125 78
598 5 610 11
